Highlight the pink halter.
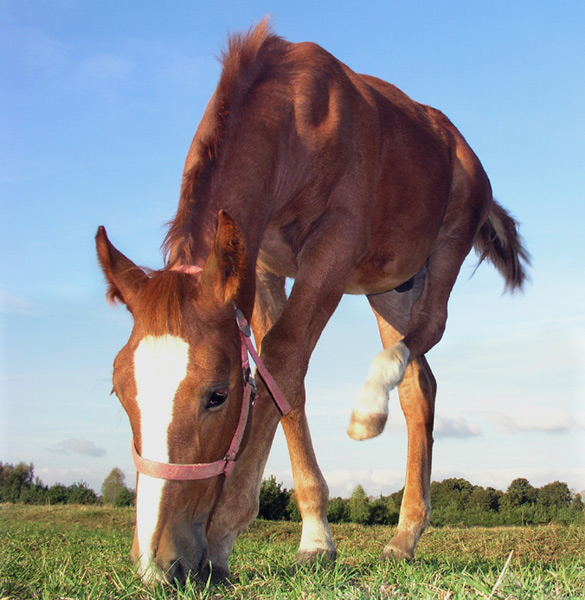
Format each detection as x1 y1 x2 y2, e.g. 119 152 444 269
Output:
131 265 292 480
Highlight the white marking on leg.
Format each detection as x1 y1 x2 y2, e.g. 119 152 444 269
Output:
352 341 410 417
299 515 335 555
133 335 189 579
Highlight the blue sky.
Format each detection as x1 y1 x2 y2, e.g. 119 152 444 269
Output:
1 1 584 498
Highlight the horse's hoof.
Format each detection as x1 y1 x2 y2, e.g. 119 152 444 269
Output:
296 547 337 565
347 410 387 440
380 543 414 562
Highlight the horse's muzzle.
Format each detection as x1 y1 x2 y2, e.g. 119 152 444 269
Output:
133 521 221 586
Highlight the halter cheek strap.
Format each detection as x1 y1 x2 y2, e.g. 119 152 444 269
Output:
130 265 291 480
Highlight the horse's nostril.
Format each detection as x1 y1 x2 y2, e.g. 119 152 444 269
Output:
198 558 230 583
165 559 188 585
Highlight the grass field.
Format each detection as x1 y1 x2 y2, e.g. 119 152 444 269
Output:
1 504 584 599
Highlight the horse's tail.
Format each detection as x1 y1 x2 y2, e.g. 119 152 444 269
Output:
473 199 530 292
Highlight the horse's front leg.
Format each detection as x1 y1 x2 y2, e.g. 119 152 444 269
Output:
280 397 336 562
252 270 335 562
206 215 359 573
204 380 334 579
253 216 368 564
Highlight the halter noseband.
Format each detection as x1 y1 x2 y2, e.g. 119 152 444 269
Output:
130 265 291 481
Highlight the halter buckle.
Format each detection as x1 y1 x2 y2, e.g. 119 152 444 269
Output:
234 308 251 337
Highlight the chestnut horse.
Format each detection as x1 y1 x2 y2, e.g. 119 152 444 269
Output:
96 21 528 584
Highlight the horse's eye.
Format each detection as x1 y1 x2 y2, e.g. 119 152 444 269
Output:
205 388 228 410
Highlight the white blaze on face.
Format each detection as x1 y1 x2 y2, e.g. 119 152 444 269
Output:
133 334 190 577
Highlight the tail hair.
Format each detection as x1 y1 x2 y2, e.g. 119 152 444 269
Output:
473 200 530 292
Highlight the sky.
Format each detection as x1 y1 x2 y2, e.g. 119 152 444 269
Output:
1 0 584 500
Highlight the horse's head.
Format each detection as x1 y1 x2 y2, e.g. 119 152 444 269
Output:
96 211 251 583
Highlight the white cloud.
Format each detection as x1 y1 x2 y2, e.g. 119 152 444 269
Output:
435 416 481 438
48 438 106 458
488 410 585 434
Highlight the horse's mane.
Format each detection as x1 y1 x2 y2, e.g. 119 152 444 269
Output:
163 18 283 263
131 269 194 336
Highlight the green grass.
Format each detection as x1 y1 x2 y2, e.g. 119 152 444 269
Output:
1 505 584 599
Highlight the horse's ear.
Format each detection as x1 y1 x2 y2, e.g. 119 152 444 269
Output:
201 211 248 306
95 226 148 309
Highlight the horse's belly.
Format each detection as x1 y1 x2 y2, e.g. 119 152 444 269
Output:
257 247 298 279
344 271 418 295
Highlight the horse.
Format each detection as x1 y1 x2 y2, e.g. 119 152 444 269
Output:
96 20 529 584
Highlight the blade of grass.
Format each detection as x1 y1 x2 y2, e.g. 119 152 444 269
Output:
488 550 514 600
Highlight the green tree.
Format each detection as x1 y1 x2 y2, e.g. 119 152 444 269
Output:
390 488 404 512
327 497 349 523
67 481 98 505
258 476 290 520
469 486 501 512
537 481 571 509
0 462 35 502
570 493 584 513
504 478 537 508
19 478 49 505
101 468 128 504
385 495 400 525
114 486 136 507
369 495 395 525
348 485 371 524
48 483 68 505
286 491 301 522
430 478 474 512
569 493 584 524
432 498 463 526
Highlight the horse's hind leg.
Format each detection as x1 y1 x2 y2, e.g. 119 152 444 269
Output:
348 269 426 441
402 145 491 362
349 149 490 432
358 300 436 560
385 355 436 560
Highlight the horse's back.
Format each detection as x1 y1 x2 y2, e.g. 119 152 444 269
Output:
177 30 492 294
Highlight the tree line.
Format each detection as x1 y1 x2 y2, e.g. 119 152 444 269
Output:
3 461 583 527
259 475 585 527
0 462 135 507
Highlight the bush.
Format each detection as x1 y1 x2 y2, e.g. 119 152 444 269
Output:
113 487 135 507
48 484 69 505
68 481 98 505
258 476 290 520
286 492 301 522
327 497 349 523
